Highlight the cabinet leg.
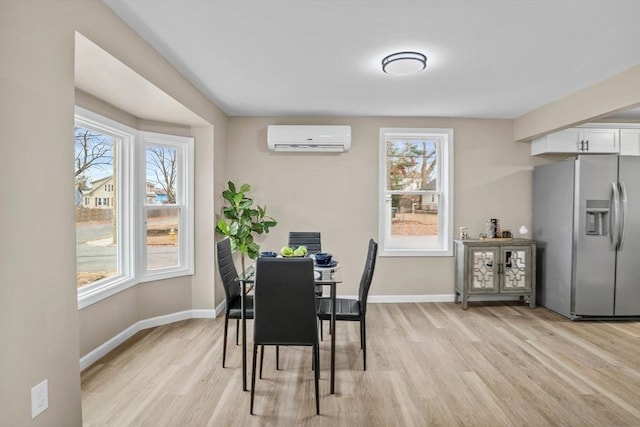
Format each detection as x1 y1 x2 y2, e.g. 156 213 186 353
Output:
462 295 468 310
454 291 460 304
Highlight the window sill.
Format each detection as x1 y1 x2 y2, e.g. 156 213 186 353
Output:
379 248 453 257
78 276 138 310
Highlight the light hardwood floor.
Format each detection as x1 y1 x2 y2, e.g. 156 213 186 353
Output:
81 302 640 426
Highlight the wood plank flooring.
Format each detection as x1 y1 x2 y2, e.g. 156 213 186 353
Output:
81 302 640 426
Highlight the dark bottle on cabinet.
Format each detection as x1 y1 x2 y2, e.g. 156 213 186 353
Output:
485 218 499 238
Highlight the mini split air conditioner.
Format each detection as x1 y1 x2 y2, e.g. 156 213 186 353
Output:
267 125 351 152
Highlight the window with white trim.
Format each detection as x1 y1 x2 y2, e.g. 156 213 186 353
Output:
379 128 453 256
140 132 194 276
75 107 194 308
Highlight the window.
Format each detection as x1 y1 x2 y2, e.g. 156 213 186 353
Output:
379 128 453 256
74 120 125 289
75 107 194 308
140 132 194 275
96 197 109 206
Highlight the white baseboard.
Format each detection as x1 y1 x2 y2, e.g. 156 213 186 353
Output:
368 294 456 303
80 308 217 371
214 300 226 317
353 294 520 303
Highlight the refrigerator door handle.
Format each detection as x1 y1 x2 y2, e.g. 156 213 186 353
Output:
610 182 620 250
618 182 627 250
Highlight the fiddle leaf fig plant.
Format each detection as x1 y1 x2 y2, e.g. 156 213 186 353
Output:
215 181 277 271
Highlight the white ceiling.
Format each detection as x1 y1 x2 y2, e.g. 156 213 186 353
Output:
100 0 640 119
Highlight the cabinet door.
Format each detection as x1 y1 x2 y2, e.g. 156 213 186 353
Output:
581 128 619 153
500 245 531 292
468 247 499 293
620 129 640 156
545 129 581 152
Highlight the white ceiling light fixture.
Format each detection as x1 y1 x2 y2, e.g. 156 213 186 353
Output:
382 51 427 76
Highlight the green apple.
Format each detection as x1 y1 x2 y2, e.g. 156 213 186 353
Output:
280 246 294 256
293 246 307 257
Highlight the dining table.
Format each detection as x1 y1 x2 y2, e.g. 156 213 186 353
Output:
236 258 342 394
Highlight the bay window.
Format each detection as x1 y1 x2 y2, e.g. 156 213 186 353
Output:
75 107 194 308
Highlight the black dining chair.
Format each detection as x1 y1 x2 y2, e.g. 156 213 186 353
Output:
316 238 378 371
250 257 320 415
288 231 322 254
216 238 254 368
288 231 324 296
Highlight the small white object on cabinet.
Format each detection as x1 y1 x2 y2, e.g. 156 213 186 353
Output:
518 225 528 237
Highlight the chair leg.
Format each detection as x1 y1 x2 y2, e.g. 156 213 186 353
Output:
222 314 229 368
314 344 320 415
319 320 323 341
361 317 367 371
259 345 265 379
311 343 318 371
276 345 280 370
235 318 239 345
250 344 258 415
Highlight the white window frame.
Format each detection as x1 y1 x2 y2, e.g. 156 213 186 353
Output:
75 107 194 309
378 128 454 257
76 107 135 308
138 131 195 281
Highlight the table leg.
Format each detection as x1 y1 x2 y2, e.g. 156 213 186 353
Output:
241 283 247 391
330 282 336 394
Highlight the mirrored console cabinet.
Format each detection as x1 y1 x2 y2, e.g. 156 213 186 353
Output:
454 239 536 309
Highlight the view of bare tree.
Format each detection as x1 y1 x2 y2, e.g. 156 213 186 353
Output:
146 146 177 204
74 127 113 187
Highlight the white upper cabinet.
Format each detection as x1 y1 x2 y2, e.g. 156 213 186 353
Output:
531 126 622 155
620 128 640 156
581 128 619 153
532 129 581 154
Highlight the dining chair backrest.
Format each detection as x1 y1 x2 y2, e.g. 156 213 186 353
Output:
358 239 378 315
288 231 322 254
253 258 318 346
216 238 241 304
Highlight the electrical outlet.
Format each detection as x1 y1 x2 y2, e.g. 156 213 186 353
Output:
31 379 48 418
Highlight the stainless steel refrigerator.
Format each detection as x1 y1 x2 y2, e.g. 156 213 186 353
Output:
533 155 639 319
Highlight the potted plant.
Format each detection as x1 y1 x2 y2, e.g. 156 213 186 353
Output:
215 181 277 272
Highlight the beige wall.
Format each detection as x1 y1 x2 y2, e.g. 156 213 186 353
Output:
1 1 82 425
0 1 226 425
227 117 543 297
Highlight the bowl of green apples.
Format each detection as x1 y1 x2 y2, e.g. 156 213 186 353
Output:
280 245 308 257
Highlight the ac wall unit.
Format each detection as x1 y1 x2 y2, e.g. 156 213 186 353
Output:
267 125 351 152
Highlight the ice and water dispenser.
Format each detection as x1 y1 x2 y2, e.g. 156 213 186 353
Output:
585 200 609 236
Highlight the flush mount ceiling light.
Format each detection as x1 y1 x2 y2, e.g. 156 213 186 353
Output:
381 51 427 76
